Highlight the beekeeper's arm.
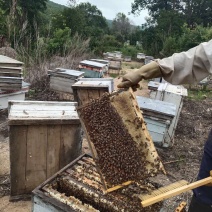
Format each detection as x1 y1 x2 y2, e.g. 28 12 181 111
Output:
118 40 212 88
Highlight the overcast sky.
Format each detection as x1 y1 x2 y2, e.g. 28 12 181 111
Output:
50 0 148 25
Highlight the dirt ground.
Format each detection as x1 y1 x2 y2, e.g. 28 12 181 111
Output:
0 62 212 211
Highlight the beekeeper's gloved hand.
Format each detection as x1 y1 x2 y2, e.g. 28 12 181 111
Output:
117 61 162 90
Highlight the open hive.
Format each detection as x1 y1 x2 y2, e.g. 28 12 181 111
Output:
33 154 162 212
77 88 164 189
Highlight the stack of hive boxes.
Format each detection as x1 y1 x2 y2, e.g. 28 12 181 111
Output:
0 55 23 90
0 55 30 109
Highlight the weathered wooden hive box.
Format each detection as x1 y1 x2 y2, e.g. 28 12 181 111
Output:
89 59 110 73
136 96 176 147
0 55 23 90
124 56 132 62
49 68 84 94
8 101 82 200
77 88 164 189
32 154 162 212
108 60 121 74
79 60 107 78
155 83 188 145
72 78 114 106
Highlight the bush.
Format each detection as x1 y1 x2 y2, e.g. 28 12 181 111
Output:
121 45 142 59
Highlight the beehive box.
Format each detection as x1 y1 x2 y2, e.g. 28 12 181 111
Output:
32 154 162 212
0 55 23 90
136 96 176 147
49 68 84 94
77 88 164 189
72 78 114 106
8 101 82 200
155 83 187 146
79 60 107 78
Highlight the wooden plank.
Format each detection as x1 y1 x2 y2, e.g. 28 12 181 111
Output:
25 125 48 192
50 76 76 84
0 63 22 67
77 89 90 106
106 181 133 193
99 88 108 97
8 119 80 126
8 101 78 106
10 125 27 196
59 124 82 169
47 125 61 178
141 177 212 207
9 110 77 116
10 105 77 111
0 66 22 73
0 73 22 77
50 83 73 94
87 89 101 101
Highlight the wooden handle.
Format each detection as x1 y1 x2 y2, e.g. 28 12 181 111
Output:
142 176 212 207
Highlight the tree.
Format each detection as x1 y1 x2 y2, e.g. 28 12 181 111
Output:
0 0 48 47
132 0 212 28
52 2 108 51
94 34 122 55
112 13 132 43
182 0 212 28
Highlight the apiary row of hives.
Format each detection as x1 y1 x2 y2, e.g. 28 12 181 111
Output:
32 154 162 212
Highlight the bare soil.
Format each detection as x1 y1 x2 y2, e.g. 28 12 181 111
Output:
0 62 212 211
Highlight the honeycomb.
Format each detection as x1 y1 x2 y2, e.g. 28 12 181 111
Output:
77 88 164 188
43 155 162 212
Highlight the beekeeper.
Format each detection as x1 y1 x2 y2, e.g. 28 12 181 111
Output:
118 39 212 212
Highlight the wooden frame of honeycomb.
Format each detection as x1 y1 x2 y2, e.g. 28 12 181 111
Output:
77 88 165 191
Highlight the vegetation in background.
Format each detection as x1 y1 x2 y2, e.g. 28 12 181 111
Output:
0 0 211 84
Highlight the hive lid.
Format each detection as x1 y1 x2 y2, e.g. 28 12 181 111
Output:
49 68 84 78
79 60 107 68
72 78 114 92
0 55 23 66
89 59 109 65
136 96 176 118
158 83 188 96
8 101 80 125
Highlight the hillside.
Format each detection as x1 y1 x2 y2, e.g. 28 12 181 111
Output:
46 0 67 15
47 1 113 28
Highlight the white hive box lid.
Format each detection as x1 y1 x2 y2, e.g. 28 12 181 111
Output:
54 68 84 78
8 101 79 125
80 60 107 68
158 83 188 96
89 59 109 65
136 96 176 118
48 68 84 79
73 78 114 92
0 55 23 66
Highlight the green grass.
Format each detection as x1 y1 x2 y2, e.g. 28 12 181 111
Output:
188 89 212 100
109 73 119 78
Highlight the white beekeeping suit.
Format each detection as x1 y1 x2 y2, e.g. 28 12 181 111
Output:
157 39 212 84
118 39 212 88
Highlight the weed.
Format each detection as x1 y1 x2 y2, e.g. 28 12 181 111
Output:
188 89 212 100
109 73 119 78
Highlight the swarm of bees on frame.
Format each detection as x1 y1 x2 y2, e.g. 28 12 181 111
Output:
78 92 158 186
